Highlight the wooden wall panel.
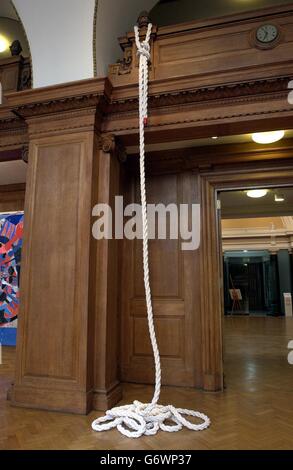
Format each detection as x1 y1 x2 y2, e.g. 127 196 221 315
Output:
0 184 25 212
5 78 119 414
24 142 82 379
12 133 96 414
0 56 31 104
134 174 181 299
154 14 293 82
133 317 183 358
110 5 293 90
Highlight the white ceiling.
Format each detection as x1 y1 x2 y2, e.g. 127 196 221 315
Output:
220 187 293 219
127 130 293 154
0 160 27 185
0 0 18 20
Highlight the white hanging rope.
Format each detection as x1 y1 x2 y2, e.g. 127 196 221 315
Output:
91 22 210 439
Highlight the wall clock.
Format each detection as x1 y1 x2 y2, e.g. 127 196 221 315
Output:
255 24 279 47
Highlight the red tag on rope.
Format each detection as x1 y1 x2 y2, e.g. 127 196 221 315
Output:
143 117 148 126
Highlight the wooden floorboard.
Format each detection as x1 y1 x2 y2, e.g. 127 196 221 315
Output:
1 317 293 450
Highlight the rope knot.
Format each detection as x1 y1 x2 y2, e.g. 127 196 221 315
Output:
136 41 151 61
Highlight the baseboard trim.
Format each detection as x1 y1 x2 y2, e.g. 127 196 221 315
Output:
93 382 122 411
203 373 223 391
11 384 93 415
6 382 13 401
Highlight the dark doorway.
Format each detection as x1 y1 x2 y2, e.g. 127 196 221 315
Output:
220 186 293 317
223 250 280 316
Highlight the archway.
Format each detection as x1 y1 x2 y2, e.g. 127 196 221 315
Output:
12 0 158 87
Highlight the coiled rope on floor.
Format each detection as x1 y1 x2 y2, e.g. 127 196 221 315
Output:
91 21 210 439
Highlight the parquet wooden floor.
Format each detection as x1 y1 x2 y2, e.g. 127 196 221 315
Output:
1 317 293 450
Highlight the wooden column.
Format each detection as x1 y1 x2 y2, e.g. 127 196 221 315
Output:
199 175 223 391
6 78 122 414
92 134 123 410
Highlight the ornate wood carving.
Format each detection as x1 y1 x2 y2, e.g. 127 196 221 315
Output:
137 11 152 29
100 133 116 153
19 58 32 91
21 145 29 163
100 134 127 162
0 108 28 151
109 48 133 77
11 93 107 119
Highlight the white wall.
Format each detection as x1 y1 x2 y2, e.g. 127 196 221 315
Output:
12 0 158 88
96 0 157 76
13 0 96 88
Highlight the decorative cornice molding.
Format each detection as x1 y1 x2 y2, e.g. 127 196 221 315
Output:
105 105 292 135
0 106 24 131
12 93 109 119
1 75 292 139
222 228 293 238
107 76 291 116
0 115 25 131
4 77 112 120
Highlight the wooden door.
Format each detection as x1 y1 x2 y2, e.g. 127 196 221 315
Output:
120 171 202 388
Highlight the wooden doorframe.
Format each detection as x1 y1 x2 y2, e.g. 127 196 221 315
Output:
200 164 293 390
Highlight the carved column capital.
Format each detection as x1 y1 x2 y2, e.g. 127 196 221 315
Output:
21 145 29 163
99 134 127 162
100 134 116 153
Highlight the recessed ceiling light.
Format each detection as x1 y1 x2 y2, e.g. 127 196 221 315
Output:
212 136 218 140
246 189 268 198
0 35 9 53
274 194 285 202
243 250 248 253
252 130 285 144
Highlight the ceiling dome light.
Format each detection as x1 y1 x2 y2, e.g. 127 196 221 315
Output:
0 35 9 53
252 130 285 144
246 189 268 198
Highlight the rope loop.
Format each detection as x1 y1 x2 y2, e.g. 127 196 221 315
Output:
91 21 211 439
92 401 210 439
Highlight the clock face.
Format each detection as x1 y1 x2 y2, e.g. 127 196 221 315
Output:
256 24 278 43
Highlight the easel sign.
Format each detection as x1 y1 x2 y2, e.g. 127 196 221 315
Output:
229 289 242 301
229 288 242 312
